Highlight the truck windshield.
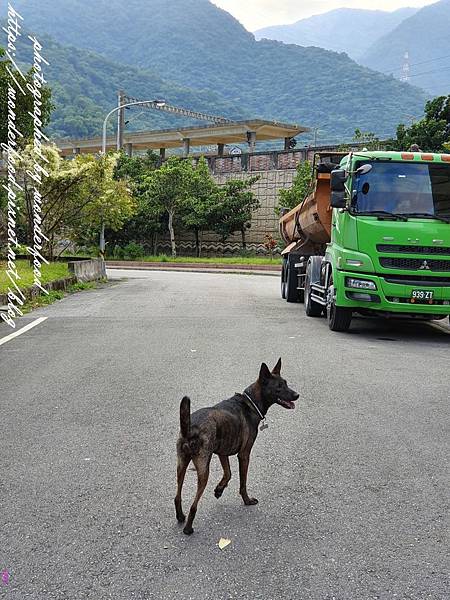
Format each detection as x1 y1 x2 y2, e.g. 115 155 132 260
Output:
352 161 450 218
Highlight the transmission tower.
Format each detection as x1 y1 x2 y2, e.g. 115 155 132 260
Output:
400 51 410 83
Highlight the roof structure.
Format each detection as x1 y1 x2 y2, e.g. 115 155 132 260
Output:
55 119 310 157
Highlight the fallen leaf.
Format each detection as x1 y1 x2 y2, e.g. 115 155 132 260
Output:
218 538 231 550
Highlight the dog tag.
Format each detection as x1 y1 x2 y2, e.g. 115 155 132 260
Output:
260 420 268 432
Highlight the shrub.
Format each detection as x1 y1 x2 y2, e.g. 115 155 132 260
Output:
123 242 145 260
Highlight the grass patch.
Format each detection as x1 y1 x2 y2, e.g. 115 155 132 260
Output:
21 281 96 314
119 255 282 266
0 259 70 294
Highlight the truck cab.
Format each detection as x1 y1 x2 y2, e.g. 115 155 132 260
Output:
280 151 450 332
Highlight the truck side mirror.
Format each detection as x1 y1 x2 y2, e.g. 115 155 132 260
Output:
330 169 347 192
330 191 347 208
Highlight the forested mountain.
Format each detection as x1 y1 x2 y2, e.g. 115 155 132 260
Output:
255 7 417 61
360 0 450 95
11 31 248 139
4 0 427 140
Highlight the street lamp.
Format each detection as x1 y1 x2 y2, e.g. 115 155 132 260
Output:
99 99 167 257
101 99 166 154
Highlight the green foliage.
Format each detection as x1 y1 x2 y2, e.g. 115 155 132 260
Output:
5 27 247 139
122 242 145 260
5 0 426 139
210 177 260 247
352 129 382 150
180 157 223 256
360 0 450 96
278 161 313 212
10 145 136 256
140 157 193 257
107 151 163 252
0 259 69 293
394 95 450 152
0 47 53 146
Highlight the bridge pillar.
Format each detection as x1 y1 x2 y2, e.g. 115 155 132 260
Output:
247 131 256 153
124 143 133 157
160 148 166 160
183 138 191 157
217 143 224 157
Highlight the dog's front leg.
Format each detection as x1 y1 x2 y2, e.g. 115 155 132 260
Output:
238 450 258 506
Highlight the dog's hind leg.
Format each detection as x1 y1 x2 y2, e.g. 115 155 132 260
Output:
174 455 190 523
238 450 258 506
214 455 231 499
183 454 211 535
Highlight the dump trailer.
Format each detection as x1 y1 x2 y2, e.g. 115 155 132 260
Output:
279 150 450 332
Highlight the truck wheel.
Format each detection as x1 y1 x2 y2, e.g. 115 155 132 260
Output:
281 258 287 299
286 257 300 303
305 275 323 316
327 284 352 332
304 257 323 317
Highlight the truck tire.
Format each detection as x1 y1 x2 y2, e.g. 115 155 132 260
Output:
305 256 323 317
281 258 287 299
327 281 352 332
286 255 300 303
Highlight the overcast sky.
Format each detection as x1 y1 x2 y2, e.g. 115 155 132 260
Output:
213 0 437 30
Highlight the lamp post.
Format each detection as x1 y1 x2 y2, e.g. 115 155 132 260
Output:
99 99 167 257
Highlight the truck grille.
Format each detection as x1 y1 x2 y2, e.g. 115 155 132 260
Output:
383 275 450 287
377 244 450 255
380 257 450 272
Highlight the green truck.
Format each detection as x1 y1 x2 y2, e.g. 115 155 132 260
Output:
279 150 450 331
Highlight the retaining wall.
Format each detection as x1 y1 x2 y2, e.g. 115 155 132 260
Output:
68 259 106 282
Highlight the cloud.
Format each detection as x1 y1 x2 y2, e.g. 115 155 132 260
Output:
213 0 436 31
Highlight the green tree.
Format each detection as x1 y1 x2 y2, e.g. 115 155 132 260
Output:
394 95 450 152
277 161 312 213
353 128 382 150
0 47 53 146
180 157 222 257
15 145 135 257
211 177 260 249
141 157 193 257
110 151 163 254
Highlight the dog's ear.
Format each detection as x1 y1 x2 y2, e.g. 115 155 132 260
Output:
259 362 272 382
272 357 282 375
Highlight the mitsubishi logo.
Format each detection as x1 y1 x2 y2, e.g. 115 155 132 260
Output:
419 260 431 270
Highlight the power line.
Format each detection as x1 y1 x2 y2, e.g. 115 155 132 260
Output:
385 53 450 74
408 64 450 78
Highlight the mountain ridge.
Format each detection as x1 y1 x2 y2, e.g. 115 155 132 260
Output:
2 0 428 140
360 0 450 95
255 7 418 60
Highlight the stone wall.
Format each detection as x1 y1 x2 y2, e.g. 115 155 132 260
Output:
158 168 296 256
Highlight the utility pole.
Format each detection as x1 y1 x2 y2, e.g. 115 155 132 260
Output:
117 89 126 150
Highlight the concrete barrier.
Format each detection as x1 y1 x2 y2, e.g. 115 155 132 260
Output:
68 259 106 282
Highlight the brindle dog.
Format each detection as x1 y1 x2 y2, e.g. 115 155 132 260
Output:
174 358 299 535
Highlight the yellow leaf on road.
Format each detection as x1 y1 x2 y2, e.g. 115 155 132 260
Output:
218 538 231 550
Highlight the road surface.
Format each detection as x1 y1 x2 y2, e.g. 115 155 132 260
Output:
1 270 449 599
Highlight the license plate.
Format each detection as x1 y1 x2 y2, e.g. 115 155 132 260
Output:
411 290 434 303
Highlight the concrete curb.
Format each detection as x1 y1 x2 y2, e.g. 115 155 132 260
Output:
106 260 281 274
106 265 280 277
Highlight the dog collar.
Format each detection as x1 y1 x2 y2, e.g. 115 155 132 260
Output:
242 392 268 432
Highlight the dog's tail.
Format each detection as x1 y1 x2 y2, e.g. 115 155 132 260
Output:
180 396 191 438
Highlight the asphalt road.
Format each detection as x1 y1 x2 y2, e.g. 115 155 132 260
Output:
1 270 449 600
